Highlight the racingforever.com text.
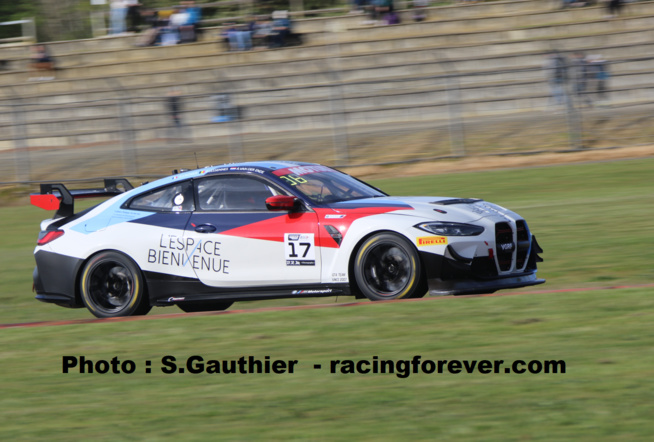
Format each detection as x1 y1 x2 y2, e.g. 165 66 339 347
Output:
62 355 566 378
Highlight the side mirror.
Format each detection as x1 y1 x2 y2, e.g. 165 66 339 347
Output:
265 195 299 211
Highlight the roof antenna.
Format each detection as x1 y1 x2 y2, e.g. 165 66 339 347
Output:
194 152 199 169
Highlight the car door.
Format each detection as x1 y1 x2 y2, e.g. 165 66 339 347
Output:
183 174 322 288
119 179 196 279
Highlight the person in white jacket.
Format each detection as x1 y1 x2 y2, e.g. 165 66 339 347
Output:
110 0 128 35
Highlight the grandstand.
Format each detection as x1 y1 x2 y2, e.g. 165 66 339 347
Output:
1 0 654 181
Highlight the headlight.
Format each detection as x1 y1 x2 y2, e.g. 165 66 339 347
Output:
415 222 484 236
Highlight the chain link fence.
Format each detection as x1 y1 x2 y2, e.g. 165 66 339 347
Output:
1 55 654 184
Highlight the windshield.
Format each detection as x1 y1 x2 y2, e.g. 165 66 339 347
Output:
271 165 386 204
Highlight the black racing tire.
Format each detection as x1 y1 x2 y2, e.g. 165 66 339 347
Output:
353 233 426 301
80 251 151 318
178 301 233 313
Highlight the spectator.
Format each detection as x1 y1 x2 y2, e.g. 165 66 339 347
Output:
228 24 253 51
110 0 128 35
570 51 592 107
212 93 238 123
220 23 235 51
587 54 610 105
183 0 202 29
160 8 188 46
166 88 189 140
185 1 202 41
170 7 191 42
350 0 368 14
412 0 429 22
385 10 401 25
252 16 273 50
607 0 623 17
134 8 160 46
125 1 141 32
28 44 56 81
543 51 569 108
269 10 291 48
374 0 394 23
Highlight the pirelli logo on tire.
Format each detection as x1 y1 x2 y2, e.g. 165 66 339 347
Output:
416 236 448 247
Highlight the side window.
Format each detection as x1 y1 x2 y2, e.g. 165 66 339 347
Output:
196 176 279 211
129 181 195 212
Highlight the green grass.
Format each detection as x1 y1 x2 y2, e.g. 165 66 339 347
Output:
1 158 653 439
1 288 653 440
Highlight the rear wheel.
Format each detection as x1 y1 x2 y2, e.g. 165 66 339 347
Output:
80 251 151 318
178 301 233 313
353 233 426 301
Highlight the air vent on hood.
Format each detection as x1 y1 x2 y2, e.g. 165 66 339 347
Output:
431 198 483 206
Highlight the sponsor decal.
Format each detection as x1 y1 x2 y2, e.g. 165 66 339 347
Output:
228 166 265 174
285 233 316 266
148 234 230 273
324 214 346 219
273 165 332 177
209 166 265 174
499 242 515 252
417 236 448 247
167 297 185 302
292 289 333 295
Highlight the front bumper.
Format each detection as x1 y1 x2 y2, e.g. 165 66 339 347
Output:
419 234 545 296
426 271 545 296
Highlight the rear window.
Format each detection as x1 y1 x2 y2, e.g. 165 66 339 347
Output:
129 181 195 212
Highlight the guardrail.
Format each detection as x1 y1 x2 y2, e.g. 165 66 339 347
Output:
1 55 653 183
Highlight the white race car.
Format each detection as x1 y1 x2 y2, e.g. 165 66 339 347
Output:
31 162 544 318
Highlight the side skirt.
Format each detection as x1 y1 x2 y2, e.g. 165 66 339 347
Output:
143 271 351 306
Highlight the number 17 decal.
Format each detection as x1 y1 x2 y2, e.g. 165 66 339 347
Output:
285 233 316 266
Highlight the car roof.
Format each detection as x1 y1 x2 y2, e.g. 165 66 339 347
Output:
206 160 318 173
141 161 323 192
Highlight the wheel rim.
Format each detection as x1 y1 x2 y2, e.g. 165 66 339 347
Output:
87 261 135 313
362 243 412 297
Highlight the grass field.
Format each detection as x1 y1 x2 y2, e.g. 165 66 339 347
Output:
1 158 653 440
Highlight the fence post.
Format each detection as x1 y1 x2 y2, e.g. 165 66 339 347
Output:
565 91 583 150
105 79 137 175
116 97 137 175
445 73 466 158
562 55 584 150
228 93 244 163
10 98 30 182
327 23 349 166
434 53 466 158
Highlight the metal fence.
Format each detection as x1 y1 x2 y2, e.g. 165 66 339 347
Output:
2 55 654 184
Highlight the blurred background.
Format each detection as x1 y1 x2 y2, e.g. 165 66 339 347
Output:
1 0 653 183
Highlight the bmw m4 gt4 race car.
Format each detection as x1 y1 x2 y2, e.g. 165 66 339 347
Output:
31 162 544 318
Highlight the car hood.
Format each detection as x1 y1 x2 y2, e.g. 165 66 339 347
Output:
323 196 521 223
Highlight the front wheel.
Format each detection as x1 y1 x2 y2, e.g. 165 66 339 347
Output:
353 233 426 301
80 251 151 318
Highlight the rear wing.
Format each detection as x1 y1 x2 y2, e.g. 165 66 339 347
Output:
30 178 134 218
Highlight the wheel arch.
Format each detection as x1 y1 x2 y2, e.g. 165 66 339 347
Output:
75 248 150 307
347 229 426 299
